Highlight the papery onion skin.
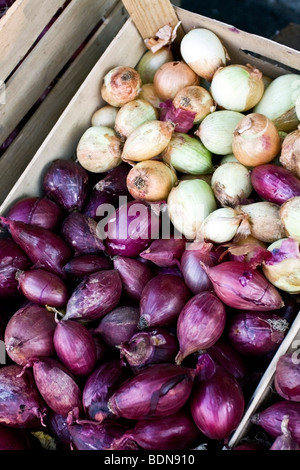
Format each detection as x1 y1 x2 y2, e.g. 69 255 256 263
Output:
6 197 63 231
173 85 215 124
91 105 119 128
180 241 216 294
139 236 186 267
83 189 117 222
199 207 250 244
270 416 300 450
113 255 153 301
101 66 142 107
280 196 300 242
114 99 158 140
136 47 174 84
61 211 105 255
239 201 286 244
138 83 161 109
94 162 133 197
208 339 248 382
68 422 136 451
274 352 300 401
153 61 199 101
63 254 113 279
211 162 253 208
0 238 31 298
280 128 300 179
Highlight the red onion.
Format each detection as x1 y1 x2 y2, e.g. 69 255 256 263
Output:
16 268 69 307
53 319 97 377
113 255 153 301
270 416 300 450
108 363 195 420
204 260 284 311
0 425 31 450
139 236 186 267
63 254 113 278
94 162 132 197
83 189 117 221
32 357 83 423
0 365 47 428
42 159 89 212
61 211 105 255
175 291 226 364
4 304 56 366
68 422 137 451
110 408 202 450
0 218 72 278
228 311 289 357
207 339 248 382
139 274 191 328
190 355 245 441
6 197 64 231
0 238 31 298
119 327 178 370
93 305 140 349
274 352 300 401
180 241 217 294
48 413 72 447
64 269 122 322
103 200 160 258
82 360 131 422
251 401 300 444
160 99 197 133
250 164 300 205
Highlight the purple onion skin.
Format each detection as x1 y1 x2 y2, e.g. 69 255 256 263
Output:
0 425 32 450
0 238 31 298
48 412 72 447
205 261 284 311
190 362 245 442
274 352 300 401
94 305 140 349
6 196 64 231
119 327 179 370
228 311 288 357
252 401 300 444
94 162 132 197
180 242 216 294
82 360 131 422
108 363 195 421
110 408 202 451
139 274 191 328
63 253 112 279
175 291 227 365
139 237 186 267
250 164 300 205
0 365 47 428
64 269 122 322
0 218 72 278
113 255 153 301
207 339 248 382
42 159 89 212
61 211 105 255
16 268 69 307
53 320 97 377
103 200 161 258
83 189 117 221
4 304 56 366
270 423 300 450
32 357 83 422
68 422 138 451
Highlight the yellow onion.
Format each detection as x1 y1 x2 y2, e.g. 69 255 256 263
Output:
239 201 287 243
253 73 300 132
138 83 161 109
162 133 213 175
114 99 158 139
262 237 300 294
232 112 281 167
280 126 300 178
195 110 244 155
126 160 178 202
167 179 217 240
101 66 142 107
136 47 174 83
280 196 300 242
173 86 216 124
76 126 122 173
211 162 253 207
121 120 174 163
91 105 119 128
210 64 264 112
153 61 199 101
180 28 228 82
199 207 250 244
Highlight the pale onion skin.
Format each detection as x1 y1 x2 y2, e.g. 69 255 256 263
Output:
114 99 158 139
199 207 250 244
239 201 287 243
138 83 161 109
280 197 300 242
232 113 281 167
280 128 300 179
180 28 228 82
126 160 178 202
91 105 119 128
210 64 264 112
136 47 174 84
101 66 142 107
173 86 216 124
121 120 174 163
77 126 122 173
211 162 253 207
153 61 199 101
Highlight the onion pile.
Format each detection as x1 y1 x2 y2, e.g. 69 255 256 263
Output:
1 24 300 453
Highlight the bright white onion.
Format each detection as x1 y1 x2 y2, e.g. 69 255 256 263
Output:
91 105 119 128
210 64 264 112
77 126 122 173
195 110 244 155
279 197 300 242
136 47 174 84
114 99 158 139
239 201 286 243
280 126 300 178
126 160 178 202
180 28 228 81
232 112 281 167
173 86 216 124
101 66 142 107
211 162 253 207
153 61 199 101
199 207 250 244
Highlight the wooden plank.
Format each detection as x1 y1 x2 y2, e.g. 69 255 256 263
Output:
0 0 65 81
0 0 120 147
0 2 129 204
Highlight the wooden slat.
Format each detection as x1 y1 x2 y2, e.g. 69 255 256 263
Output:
0 2 129 204
0 0 65 81
0 0 120 147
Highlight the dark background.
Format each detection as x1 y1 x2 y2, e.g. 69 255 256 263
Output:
180 0 300 40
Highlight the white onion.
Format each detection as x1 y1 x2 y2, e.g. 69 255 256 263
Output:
114 99 158 139
199 207 250 243
91 105 119 128
211 162 253 207
279 196 300 242
239 201 286 243
136 47 174 83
